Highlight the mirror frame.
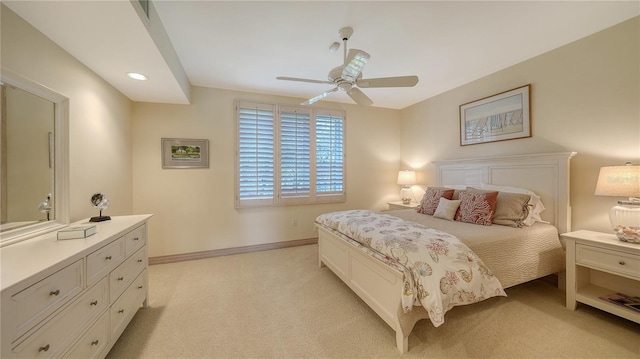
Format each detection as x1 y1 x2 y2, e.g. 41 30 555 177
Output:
1 67 69 247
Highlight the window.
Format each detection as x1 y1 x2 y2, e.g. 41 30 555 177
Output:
236 101 345 207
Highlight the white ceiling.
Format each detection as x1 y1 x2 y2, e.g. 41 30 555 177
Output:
5 1 639 109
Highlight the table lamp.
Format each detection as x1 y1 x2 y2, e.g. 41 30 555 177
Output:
594 162 640 243
397 170 417 205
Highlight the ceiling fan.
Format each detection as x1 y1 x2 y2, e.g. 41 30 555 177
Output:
277 27 419 106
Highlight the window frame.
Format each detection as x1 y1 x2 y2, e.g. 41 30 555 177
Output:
235 100 346 208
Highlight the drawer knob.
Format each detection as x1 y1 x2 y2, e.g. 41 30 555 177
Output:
39 344 50 352
137 259 143 263
91 340 99 346
133 237 139 241
117 276 124 281
138 285 143 289
49 289 60 296
105 256 112 260
90 300 98 306
619 260 626 265
118 309 125 314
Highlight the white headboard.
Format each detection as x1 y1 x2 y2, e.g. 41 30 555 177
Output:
433 152 576 234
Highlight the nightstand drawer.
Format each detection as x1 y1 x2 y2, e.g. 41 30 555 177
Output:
576 243 640 280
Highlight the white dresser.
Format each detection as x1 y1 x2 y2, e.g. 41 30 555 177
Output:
1 215 152 359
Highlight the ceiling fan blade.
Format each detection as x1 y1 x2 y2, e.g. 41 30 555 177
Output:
357 75 419 88
277 76 333 85
342 49 370 82
346 87 373 106
302 87 339 105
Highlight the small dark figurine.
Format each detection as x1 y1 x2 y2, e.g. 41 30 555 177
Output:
89 193 111 222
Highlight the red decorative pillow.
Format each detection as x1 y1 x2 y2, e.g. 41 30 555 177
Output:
417 187 455 215
455 191 499 226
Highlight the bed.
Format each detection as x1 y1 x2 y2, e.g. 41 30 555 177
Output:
315 152 576 353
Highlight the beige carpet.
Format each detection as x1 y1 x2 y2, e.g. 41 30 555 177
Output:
106 244 639 359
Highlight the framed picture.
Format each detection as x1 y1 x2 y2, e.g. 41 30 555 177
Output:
460 84 531 146
161 138 209 169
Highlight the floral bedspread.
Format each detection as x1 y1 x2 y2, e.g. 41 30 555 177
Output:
315 210 506 327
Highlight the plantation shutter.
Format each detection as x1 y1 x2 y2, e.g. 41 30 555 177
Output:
236 102 275 206
316 111 345 201
235 101 345 208
279 107 311 202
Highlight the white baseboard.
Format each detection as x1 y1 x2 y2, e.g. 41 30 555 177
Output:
149 237 318 265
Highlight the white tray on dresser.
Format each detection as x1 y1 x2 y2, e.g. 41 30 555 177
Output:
1 214 152 359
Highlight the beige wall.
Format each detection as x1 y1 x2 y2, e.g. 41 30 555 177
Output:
4 3 636 257
401 16 640 234
132 87 401 257
1 5 134 221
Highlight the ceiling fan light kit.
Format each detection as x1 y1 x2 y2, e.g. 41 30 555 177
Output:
277 26 419 106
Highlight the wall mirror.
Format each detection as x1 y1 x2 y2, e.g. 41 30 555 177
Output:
1 67 69 247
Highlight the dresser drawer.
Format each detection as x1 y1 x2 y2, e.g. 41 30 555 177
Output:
4 259 84 343
64 313 109 359
110 270 147 340
576 243 640 280
124 224 146 256
86 237 125 286
7 277 108 359
109 246 146 303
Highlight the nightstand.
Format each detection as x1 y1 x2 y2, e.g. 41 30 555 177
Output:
562 230 640 323
387 201 419 211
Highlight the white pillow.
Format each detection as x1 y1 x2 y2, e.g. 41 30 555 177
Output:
480 183 545 226
433 197 461 221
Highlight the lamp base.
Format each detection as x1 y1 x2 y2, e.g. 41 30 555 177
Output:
90 216 111 222
400 186 413 206
610 204 640 244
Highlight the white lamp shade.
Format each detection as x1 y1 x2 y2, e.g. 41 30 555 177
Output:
397 170 417 186
595 165 640 198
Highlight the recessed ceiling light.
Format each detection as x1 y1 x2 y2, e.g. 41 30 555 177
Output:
126 72 148 81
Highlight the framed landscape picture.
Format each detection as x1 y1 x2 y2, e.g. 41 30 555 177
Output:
460 84 531 146
161 138 209 169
